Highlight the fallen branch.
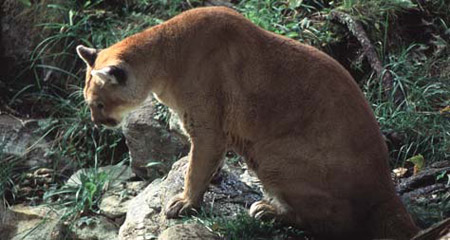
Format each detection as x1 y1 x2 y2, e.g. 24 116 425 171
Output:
329 11 404 104
396 166 450 194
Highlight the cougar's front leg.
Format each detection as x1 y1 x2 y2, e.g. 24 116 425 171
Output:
165 129 225 218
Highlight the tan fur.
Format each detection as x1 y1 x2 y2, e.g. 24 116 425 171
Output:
77 7 419 239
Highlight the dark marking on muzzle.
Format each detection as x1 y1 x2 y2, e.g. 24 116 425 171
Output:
93 117 118 128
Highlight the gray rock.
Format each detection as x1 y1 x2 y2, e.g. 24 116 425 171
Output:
0 204 59 240
239 169 263 193
71 215 119 240
119 156 261 240
158 223 219 240
0 1 60 84
122 98 189 180
0 203 121 240
0 114 55 168
99 181 147 219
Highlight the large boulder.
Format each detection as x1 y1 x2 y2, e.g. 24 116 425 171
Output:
119 156 262 240
122 98 189 180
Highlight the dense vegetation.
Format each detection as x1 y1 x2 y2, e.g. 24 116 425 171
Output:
1 0 449 238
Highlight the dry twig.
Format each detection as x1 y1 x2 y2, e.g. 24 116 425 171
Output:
330 11 404 104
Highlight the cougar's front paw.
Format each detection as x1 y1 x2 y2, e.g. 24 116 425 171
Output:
165 194 198 219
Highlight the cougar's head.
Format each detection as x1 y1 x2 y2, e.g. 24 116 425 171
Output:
76 45 148 128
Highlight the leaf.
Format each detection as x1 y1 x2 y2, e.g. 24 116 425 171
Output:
18 0 31 7
69 10 74 26
146 161 164 167
407 154 425 175
393 167 408 178
85 182 97 196
440 106 450 115
286 32 299 38
288 0 303 9
436 170 447 181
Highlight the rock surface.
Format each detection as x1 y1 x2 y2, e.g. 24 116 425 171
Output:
119 156 261 240
1 0 35 79
158 223 219 240
0 204 58 240
99 181 147 220
71 215 119 240
0 1 58 86
122 98 189 180
0 114 54 167
0 179 146 240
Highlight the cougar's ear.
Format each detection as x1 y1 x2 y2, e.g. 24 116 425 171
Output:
76 45 98 67
91 66 126 86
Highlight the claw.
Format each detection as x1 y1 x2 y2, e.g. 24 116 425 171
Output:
249 200 277 221
165 194 197 219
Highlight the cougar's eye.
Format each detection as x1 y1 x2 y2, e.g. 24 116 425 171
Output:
96 102 104 109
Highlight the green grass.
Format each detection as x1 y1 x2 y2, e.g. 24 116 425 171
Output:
0 153 17 207
42 156 126 220
189 210 307 240
0 143 26 208
364 44 450 167
237 0 337 47
406 191 450 228
43 170 108 220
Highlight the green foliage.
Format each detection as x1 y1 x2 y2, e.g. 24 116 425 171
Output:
237 0 336 47
0 143 26 207
338 0 415 12
364 44 450 166
18 0 32 7
0 153 17 206
44 167 109 220
190 210 306 240
406 191 450 228
152 100 171 126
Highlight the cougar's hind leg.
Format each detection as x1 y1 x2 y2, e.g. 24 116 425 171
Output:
250 139 361 238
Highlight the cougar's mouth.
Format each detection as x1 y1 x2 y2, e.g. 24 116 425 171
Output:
93 117 122 129
104 118 119 127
